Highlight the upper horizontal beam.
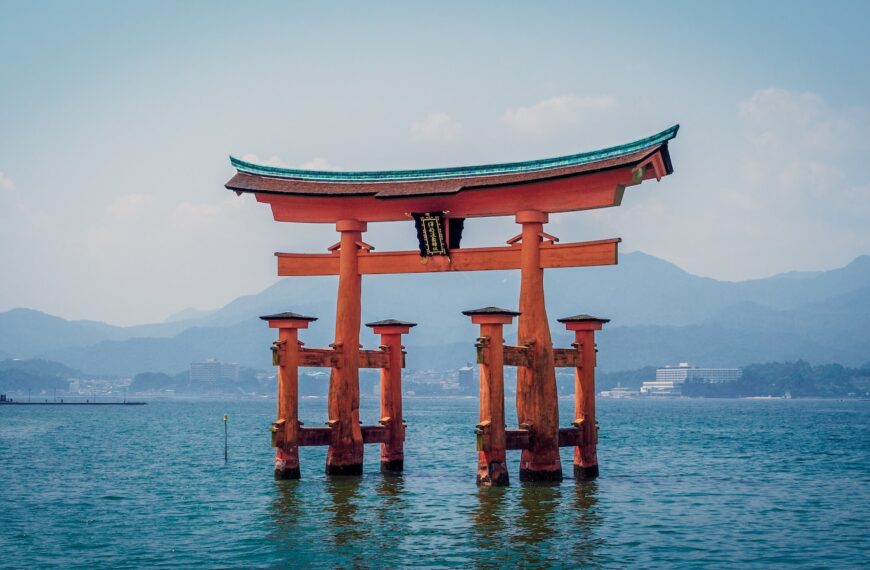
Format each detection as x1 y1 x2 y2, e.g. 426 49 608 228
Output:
276 238 620 276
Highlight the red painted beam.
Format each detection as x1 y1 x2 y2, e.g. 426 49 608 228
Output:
276 238 620 277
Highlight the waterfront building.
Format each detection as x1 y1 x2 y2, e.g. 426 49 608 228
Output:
458 364 475 395
599 384 639 398
640 363 742 395
640 380 681 396
190 359 240 382
656 362 742 384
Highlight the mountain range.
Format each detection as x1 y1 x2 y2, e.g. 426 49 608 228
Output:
1 251 869 375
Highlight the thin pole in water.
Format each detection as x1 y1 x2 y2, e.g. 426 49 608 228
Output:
224 415 228 462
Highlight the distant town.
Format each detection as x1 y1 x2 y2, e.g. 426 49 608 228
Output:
2 356 868 402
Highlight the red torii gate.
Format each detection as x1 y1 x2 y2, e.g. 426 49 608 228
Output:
226 125 679 485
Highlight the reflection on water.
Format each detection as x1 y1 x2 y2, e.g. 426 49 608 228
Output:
471 486 510 568
517 482 562 547
271 480 304 528
325 476 368 550
571 481 603 565
269 479 310 562
470 480 602 567
374 474 407 557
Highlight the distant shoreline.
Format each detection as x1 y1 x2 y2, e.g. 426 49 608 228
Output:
0 401 146 406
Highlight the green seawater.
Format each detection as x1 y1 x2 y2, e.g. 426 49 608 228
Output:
1 398 867 568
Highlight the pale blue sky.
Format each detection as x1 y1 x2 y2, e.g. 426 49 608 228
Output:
1 1 868 324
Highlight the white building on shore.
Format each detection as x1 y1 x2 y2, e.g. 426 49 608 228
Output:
640 363 742 395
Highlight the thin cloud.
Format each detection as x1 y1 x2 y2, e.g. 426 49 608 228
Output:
0 171 15 192
501 95 616 136
410 112 464 143
298 157 340 171
240 154 288 167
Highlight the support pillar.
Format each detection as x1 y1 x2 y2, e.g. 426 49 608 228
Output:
514 210 562 481
261 311 318 480
326 219 367 476
558 314 609 480
463 307 519 487
366 319 416 473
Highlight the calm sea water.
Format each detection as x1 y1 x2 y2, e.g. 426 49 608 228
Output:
1 397 867 569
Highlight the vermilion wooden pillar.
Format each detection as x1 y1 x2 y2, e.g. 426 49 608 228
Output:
515 210 562 482
365 319 416 473
326 219 367 475
261 311 317 480
463 307 519 487
558 314 609 480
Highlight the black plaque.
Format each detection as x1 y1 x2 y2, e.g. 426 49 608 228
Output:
412 212 449 257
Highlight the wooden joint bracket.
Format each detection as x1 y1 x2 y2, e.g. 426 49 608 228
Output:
475 336 490 365
506 233 523 246
539 231 560 244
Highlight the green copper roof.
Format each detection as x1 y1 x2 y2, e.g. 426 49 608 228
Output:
230 124 679 183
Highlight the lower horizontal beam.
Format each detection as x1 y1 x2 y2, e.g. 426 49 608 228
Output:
276 238 620 276
361 425 389 444
298 427 331 446
506 428 531 450
558 427 584 447
296 425 390 446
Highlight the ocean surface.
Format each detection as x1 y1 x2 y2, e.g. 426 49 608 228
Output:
1 397 867 569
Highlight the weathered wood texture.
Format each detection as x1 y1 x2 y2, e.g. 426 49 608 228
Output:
574 331 599 478
274 328 300 479
558 427 584 448
297 348 391 369
515 212 562 482
276 238 619 276
503 345 531 368
476 324 509 486
553 348 581 368
505 429 531 450
377 334 406 471
294 426 388 447
326 222 365 474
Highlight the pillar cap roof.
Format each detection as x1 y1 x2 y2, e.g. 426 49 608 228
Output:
259 311 318 322
461 306 521 317
557 314 610 324
365 319 417 328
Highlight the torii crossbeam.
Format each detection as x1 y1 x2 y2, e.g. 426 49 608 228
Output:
226 125 678 482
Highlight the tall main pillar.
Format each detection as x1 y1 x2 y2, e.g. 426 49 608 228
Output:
515 210 562 481
559 314 609 479
366 319 416 473
326 219 367 475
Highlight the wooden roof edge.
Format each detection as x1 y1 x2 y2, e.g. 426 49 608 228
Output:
227 125 679 184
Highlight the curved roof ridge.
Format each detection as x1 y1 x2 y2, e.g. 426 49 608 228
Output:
230 124 679 183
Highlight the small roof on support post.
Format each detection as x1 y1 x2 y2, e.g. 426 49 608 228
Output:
462 306 521 325
260 311 318 329
365 319 417 335
558 314 610 331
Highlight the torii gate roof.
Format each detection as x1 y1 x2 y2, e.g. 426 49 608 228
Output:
226 125 678 223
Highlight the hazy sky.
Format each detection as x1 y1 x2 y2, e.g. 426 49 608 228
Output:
1 1 869 325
